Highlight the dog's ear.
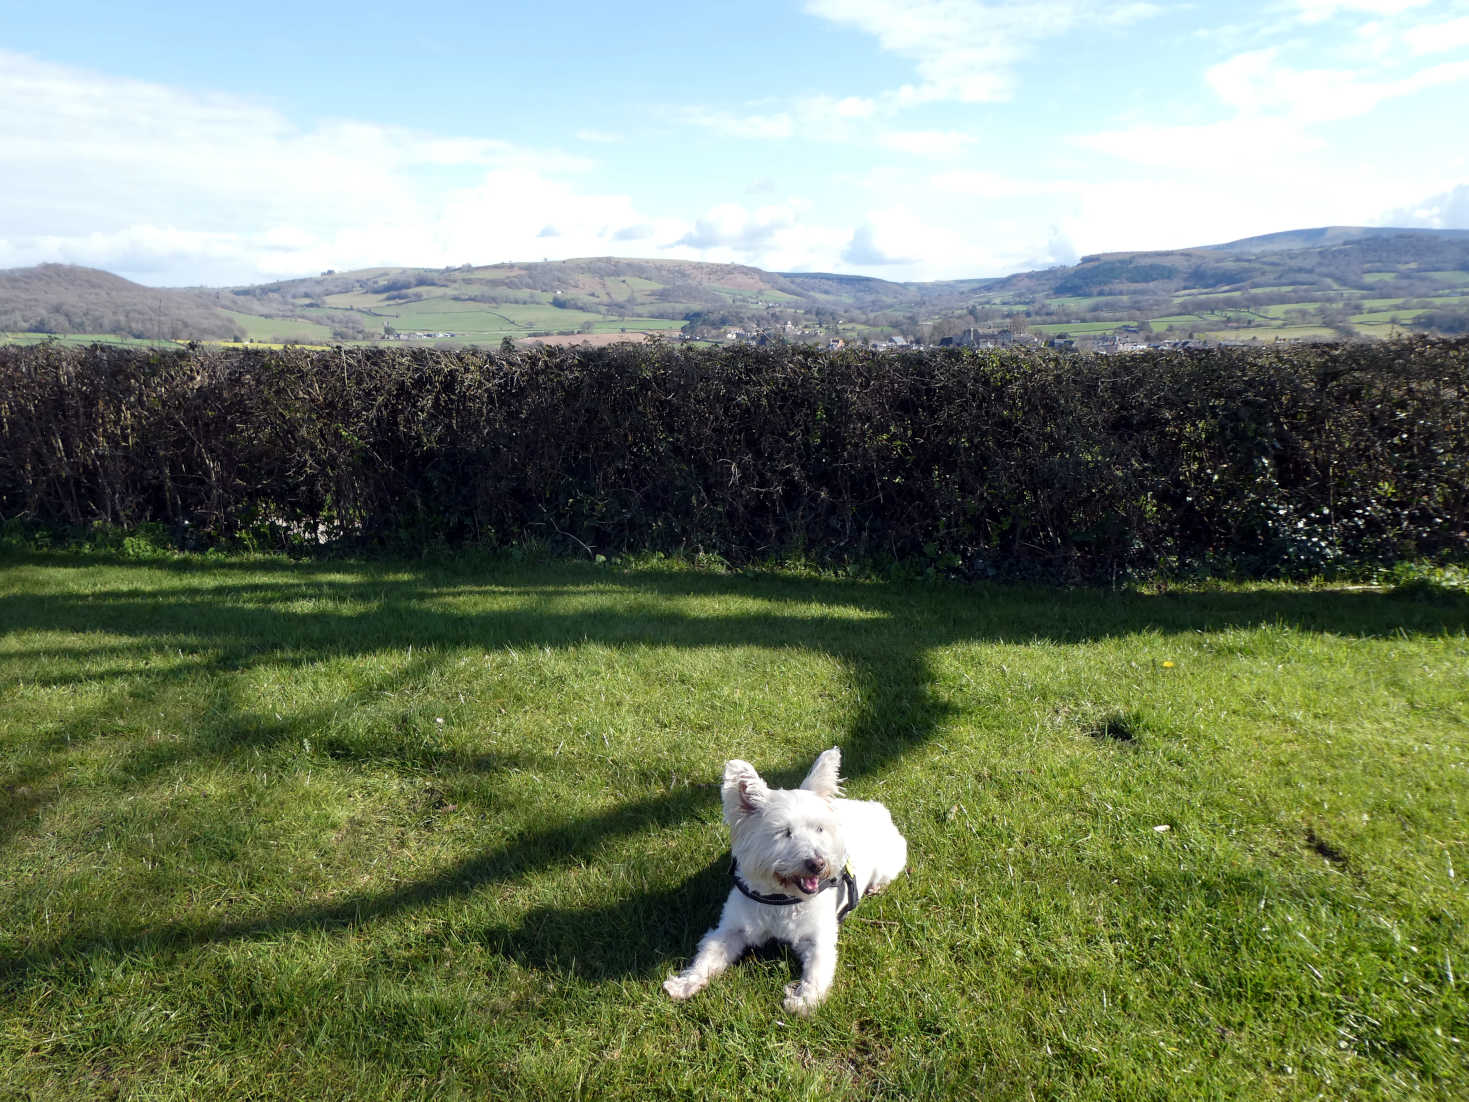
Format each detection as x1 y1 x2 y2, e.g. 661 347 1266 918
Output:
722 759 769 819
800 746 844 799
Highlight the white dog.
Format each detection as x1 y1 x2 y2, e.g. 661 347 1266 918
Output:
662 747 907 1015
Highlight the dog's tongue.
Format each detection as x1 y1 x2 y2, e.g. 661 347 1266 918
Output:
798 875 821 895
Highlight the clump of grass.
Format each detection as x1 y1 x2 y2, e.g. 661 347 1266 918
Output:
1382 561 1469 601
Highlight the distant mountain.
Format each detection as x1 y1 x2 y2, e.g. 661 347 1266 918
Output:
1206 226 1469 254
972 226 1469 300
0 263 245 340
3 226 1467 346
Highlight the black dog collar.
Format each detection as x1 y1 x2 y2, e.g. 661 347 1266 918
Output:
730 858 860 922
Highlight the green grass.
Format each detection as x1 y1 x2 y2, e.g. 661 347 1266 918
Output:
1029 320 1124 336
1045 296 1116 312
1352 309 1429 326
1256 303 1322 319
1148 313 1210 327
218 310 337 343
2 550 1467 1099
588 317 685 333
372 301 682 339
322 291 421 309
0 332 177 348
1197 325 1344 342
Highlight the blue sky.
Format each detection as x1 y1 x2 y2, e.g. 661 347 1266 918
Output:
3 0 1468 285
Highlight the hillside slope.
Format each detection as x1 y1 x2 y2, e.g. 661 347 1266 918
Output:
4 227 1467 345
0 264 245 340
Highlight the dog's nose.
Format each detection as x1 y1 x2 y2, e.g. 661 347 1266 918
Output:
803 856 825 875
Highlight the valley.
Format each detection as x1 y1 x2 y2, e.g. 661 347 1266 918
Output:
4 226 1468 350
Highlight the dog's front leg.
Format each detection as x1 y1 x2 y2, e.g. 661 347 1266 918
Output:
783 934 837 1016
663 919 750 1001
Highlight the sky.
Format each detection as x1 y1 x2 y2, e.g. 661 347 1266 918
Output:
3 0 1468 287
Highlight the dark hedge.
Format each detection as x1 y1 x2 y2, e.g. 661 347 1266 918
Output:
1 338 1465 579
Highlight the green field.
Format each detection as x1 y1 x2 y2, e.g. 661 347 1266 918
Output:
322 291 435 310
1029 320 1124 336
1351 308 1429 326
1045 296 1117 312
367 300 684 339
0 332 174 348
219 309 337 343
1256 302 1331 319
1196 325 1341 342
2 548 1465 1099
590 316 686 332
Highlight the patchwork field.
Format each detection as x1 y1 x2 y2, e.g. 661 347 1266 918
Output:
2 549 1465 1099
219 309 336 343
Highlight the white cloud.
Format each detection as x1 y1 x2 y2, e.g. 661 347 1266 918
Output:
1046 226 1080 266
841 207 954 268
680 106 796 140
930 169 1075 197
1203 46 1469 124
3 49 994 284
803 0 1165 104
1294 0 1431 23
684 2 1163 145
1384 182 1469 228
1076 33 1469 181
1048 154 1456 258
682 94 882 142
878 130 978 156
672 200 813 252
818 94 881 120
1072 115 1322 167
1401 14 1469 54
841 226 904 266
0 49 697 283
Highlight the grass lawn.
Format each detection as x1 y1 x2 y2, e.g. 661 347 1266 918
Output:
1 551 1466 1099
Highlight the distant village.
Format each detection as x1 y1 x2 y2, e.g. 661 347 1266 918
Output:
712 324 1224 354
381 323 1251 352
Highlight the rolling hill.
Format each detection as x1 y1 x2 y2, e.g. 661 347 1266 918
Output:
3 226 1467 347
0 264 246 341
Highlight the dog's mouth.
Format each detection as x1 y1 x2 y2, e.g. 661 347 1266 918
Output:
786 874 823 896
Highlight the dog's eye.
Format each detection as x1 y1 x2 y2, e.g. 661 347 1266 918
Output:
815 826 824 833
784 828 793 839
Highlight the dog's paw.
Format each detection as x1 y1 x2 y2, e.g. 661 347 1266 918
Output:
663 973 704 1001
782 981 826 1016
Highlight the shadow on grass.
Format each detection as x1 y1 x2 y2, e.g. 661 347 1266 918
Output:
1 551 1465 988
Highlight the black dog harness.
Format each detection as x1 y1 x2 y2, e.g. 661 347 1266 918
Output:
730 858 860 922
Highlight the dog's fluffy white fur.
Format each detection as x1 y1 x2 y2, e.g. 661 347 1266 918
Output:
662 747 906 1015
